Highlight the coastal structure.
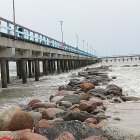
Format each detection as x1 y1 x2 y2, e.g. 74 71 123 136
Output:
0 17 97 88
99 55 140 62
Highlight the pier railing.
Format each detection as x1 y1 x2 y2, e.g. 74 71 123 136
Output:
0 17 97 59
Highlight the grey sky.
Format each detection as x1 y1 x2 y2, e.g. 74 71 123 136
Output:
0 0 140 56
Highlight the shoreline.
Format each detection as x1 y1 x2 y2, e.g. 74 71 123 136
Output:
0 64 140 139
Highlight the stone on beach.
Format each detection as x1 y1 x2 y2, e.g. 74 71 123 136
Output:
0 106 22 130
28 111 42 123
55 90 69 96
20 132 48 140
89 97 103 106
97 119 108 129
59 101 72 108
5 111 33 131
60 95 80 104
37 120 103 140
32 102 56 110
84 118 97 125
81 82 95 92
42 108 64 119
79 100 97 112
55 131 75 140
0 131 18 139
83 136 107 140
28 99 42 107
79 92 90 100
122 96 140 101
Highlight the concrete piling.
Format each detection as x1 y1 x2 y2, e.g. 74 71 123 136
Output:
28 60 32 78
1 59 7 88
6 60 10 84
35 60 39 81
21 59 27 84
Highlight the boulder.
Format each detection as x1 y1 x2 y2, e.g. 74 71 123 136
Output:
87 88 106 96
53 111 92 122
79 92 90 100
20 132 48 140
0 131 18 139
85 78 98 86
84 118 97 125
42 108 64 119
81 83 95 92
83 136 107 140
105 85 124 96
14 129 32 138
51 96 64 102
5 111 33 131
58 85 72 91
28 111 42 123
56 131 75 140
32 102 56 110
79 101 97 112
60 95 80 104
28 99 42 107
68 79 84 86
34 119 50 132
55 90 69 96
122 96 140 101
37 120 103 140
59 101 72 108
97 119 108 128
0 106 22 130
112 96 122 103
89 97 103 106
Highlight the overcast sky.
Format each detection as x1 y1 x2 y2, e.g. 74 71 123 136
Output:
0 0 140 56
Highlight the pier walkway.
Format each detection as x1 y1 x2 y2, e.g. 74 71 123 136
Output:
0 17 97 88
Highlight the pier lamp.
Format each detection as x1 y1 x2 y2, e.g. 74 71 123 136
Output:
13 0 16 38
59 21 64 47
82 40 84 51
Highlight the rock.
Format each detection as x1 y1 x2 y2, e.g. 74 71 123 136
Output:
0 106 22 130
96 113 107 122
122 96 140 101
106 84 124 96
106 94 114 99
112 96 122 103
113 117 121 121
79 101 97 112
55 90 69 96
81 83 95 92
37 120 103 140
91 94 106 100
83 136 107 140
32 102 56 110
59 101 72 108
89 97 103 106
68 104 79 110
51 96 64 102
87 88 106 96
19 104 32 111
5 111 33 131
85 78 98 86
58 85 72 91
92 108 105 115
55 131 75 140
42 108 64 119
53 111 91 122
84 118 97 124
78 71 89 77
79 92 90 100
60 95 80 104
97 119 108 128
28 111 42 123
68 78 84 86
112 76 116 79
14 129 32 138
103 124 140 140
0 131 18 139
20 132 48 140
34 119 50 132
28 99 42 107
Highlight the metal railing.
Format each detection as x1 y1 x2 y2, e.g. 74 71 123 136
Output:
0 17 97 58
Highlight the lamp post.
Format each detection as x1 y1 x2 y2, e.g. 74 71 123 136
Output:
13 0 16 38
76 34 78 49
59 21 63 46
82 40 84 51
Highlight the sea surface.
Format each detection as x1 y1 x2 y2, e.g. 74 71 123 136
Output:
0 60 140 129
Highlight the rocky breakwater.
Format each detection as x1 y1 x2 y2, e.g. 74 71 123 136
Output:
0 65 140 139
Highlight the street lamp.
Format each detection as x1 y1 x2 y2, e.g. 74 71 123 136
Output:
82 40 84 51
59 21 63 45
13 0 16 38
76 34 78 49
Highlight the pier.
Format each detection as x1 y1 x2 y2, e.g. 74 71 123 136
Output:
0 17 97 88
99 55 140 62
